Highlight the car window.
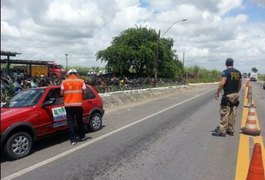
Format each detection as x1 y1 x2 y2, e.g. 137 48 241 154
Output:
49 64 55 68
44 88 63 105
55 65 63 69
8 89 45 107
83 87 96 99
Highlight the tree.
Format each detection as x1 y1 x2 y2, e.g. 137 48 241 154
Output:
96 27 183 79
251 67 258 73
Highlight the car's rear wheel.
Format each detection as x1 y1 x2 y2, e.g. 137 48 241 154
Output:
5 132 33 160
89 113 102 132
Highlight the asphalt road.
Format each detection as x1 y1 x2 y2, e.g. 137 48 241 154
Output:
252 81 265 135
1 82 264 180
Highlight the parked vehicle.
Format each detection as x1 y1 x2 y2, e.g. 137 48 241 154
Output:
47 62 65 78
1 85 104 160
242 73 248 78
250 72 258 81
13 62 65 78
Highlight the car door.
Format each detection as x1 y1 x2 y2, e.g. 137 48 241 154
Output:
82 86 97 124
40 88 69 132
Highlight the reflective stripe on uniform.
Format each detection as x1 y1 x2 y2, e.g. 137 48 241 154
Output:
63 79 83 82
64 102 83 106
64 90 82 94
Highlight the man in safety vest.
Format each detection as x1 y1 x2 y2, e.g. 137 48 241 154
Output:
213 58 242 137
61 69 87 145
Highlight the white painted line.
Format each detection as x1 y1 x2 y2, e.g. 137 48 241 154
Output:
2 89 214 180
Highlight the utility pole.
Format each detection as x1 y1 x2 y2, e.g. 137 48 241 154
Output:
65 54 68 71
182 52 186 83
154 30 160 83
154 19 187 85
182 52 185 66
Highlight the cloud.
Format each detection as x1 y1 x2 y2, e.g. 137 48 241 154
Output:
217 0 242 15
252 0 265 7
1 0 265 73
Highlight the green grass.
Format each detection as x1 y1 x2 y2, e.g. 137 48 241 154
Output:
258 74 265 81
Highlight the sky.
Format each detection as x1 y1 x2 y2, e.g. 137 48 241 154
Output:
1 0 265 73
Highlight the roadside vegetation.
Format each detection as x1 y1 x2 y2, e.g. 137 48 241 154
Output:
258 74 265 81
184 66 220 83
96 26 183 80
68 65 221 85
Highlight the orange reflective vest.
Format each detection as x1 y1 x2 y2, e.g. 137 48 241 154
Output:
61 75 85 107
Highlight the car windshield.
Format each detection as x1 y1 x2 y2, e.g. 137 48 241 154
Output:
55 65 63 69
7 89 45 107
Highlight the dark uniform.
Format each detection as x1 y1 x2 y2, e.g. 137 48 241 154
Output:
222 68 241 96
219 67 241 134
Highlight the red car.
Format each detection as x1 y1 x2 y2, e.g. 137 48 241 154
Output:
1 85 104 160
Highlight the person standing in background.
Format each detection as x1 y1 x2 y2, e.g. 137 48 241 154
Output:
61 69 87 145
213 58 242 137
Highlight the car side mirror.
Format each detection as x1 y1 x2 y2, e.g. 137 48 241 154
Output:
42 98 56 107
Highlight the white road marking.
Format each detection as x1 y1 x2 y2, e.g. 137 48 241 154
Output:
2 89 214 180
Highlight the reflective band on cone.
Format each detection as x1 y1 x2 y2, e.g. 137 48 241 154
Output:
246 124 258 129
241 104 261 136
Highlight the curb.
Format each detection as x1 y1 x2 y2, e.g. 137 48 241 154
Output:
100 82 219 110
100 85 189 109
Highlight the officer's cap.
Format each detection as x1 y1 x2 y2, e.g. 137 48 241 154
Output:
225 58 234 66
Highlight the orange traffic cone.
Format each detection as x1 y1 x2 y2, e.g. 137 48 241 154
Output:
246 86 251 99
246 143 265 180
245 78 250 87
244 86 252 108
241 104 261 136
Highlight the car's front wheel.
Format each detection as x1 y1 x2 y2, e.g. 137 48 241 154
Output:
5 132 33 160
89 113 102 132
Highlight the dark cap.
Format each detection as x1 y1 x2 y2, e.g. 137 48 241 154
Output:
225 58 234 66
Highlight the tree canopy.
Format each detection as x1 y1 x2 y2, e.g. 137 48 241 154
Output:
96 27 183 79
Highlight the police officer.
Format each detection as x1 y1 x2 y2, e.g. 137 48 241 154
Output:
61 69 87 145
213 58 242 136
